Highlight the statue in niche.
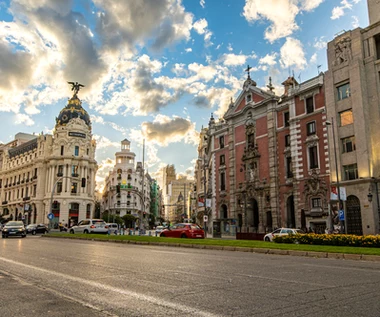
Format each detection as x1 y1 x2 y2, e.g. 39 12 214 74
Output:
334 37 352 66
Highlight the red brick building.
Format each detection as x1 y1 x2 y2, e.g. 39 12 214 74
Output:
194 73 331 235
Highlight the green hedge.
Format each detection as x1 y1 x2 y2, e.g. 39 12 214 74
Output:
273 233 380 247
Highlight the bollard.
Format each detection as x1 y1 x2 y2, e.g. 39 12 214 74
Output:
149 230 151 236
155 231 158 237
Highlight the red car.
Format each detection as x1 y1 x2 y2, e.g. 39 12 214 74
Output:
160 223 205 239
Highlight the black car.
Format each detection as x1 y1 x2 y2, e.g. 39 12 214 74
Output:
26 224 49 235
2 221 26 238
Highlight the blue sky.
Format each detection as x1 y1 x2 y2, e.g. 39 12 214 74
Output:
0 0 369 191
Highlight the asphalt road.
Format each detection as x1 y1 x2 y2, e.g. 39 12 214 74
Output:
0 235 380 317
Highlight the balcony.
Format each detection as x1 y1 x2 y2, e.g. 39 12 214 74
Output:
21 180 25 184
4 185 7 188
2 201 8 205
17 181 20 185
32 175 37 180
71 173 79 178
23 196 30 201
26 178 29 182
57 172 63 177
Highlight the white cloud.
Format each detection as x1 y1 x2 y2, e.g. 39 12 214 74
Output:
352 16 359 28
259 53 277 66
93 135 120 149
14 113 35 126
200 0 205 8
280 37 307 69
227 43 233 51
314 36 327 50
185 48 192 53
331 0 358 20
310 53 318 64
242 0 324 42
193 18 208 34
223 53 253 66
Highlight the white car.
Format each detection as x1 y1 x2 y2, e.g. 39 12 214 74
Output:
69 219 107 234
263 228 305 242
155 225 165 236
105 223 118 234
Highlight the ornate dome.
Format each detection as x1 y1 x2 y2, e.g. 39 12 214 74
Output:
55 95 91 128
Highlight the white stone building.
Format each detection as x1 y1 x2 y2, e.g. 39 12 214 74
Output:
101 139 151 227
0 93 97 227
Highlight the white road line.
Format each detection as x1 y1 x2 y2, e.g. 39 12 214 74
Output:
0 256 221 317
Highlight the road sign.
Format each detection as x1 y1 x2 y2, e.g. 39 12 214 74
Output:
338 209 345 221
204 215 208 222
47 213 54 220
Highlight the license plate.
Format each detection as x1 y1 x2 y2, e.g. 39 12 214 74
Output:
196 235 202 237
9 232 16 234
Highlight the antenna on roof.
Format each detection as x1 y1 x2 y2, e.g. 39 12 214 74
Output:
317 64 322 74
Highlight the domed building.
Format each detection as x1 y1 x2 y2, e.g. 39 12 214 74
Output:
0 88 98 227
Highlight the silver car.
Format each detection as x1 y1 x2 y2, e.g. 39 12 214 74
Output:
69 219 107 234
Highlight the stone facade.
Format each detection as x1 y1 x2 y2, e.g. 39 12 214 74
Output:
101 139 150 228
325 2 380 235
0 95 97 227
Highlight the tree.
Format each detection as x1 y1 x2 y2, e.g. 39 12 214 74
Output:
122 214 136 228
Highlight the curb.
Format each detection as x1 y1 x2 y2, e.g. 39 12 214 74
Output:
41 236 380 262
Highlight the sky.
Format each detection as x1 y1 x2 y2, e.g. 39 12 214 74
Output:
0 0 369 192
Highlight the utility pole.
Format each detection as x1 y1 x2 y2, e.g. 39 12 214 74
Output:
203 154 207 237
140 139 145 232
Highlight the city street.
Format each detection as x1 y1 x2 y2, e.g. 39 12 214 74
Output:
0 236 380 316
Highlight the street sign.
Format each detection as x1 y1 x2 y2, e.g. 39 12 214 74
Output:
47 213 54 220
204 215 208 222
338 209 345 221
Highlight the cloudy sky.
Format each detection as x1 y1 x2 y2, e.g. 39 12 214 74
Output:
0 0 368 191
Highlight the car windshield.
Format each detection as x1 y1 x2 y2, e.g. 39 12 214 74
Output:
190 224 202 230
6 221 24 226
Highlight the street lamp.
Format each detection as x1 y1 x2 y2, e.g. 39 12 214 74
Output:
326 118 346 234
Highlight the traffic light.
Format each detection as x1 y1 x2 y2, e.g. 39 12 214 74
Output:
53 200 58 209
116 184 121 194
81 178 86 188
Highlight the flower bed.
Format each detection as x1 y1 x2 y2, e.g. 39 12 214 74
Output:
273 233 380 247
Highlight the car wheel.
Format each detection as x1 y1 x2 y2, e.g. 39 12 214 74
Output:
22 234 26 238
160 233 165 237
264 237 270 242
70 229 74 234
2 235 5 238
83 230 89 234
32 230 36 235
181 233 187 238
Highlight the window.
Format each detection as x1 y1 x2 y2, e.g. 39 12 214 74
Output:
58 165 64 176
71 165 78 176
339 109 353 126
306 121 316 136
284 112 290 127
337 83 350 100
286 157 293 178
219 136 225 149
220 172 226 191
375 34 380 60
342 136 356 153
71 182 78 194
306 96 314 114
74 146 79 156
246 94 252 103
309 146 319 169
312 198 322 208
57 182 62 193
344 164 358 180
60 145 64 155
220 154 225 165
285 135 290 147
87 148 89 155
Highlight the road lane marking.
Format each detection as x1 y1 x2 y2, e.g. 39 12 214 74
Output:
0 256 220 317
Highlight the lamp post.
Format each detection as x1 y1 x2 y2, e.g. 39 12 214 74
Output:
326 118 346 233
202 154 208 238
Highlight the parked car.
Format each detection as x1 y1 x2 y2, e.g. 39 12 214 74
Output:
263 228 305 242
160 223 205 239
105 223 118 234
69 219 108 234
155 225 165 236
2 221 26 238
26 224 49 235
